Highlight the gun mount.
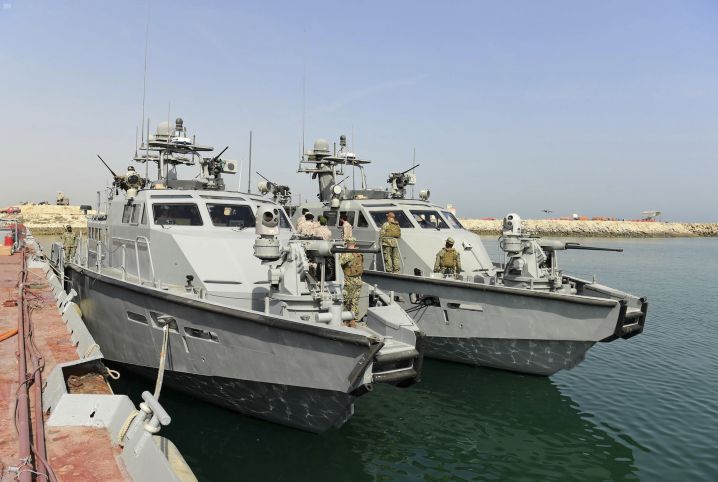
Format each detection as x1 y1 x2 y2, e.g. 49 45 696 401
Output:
252 203 353 326
97 155 148 198
499 213 624 291
132 118 238 192
298 135 429 204
387 164 419 199
256 172 292 206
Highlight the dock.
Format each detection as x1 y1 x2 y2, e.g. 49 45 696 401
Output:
0 235 195 481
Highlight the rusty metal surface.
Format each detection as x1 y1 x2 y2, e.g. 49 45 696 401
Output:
0 252 129 481
66 373 113 395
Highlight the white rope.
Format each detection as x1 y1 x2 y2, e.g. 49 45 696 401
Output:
117 409 140 447
83 343 100 359
153 324 170 400
105 367 120 380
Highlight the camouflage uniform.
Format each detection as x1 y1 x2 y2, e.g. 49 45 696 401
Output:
61 230 77 259
313 224 332 240
298 220 318 237
380 220 401 273
296 217 306 232
341 221 353 240
340 251 364 318
434 246 461 278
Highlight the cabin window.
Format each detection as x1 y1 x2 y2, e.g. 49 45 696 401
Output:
153 203 204 226
122 205 132 223
369 211 414 228
322 211 338 226
410 210 449 229
130 204 143 224
206 204 255 228
140 206 147 225
442 211 464 230
339 211 356 227
356 212 369 228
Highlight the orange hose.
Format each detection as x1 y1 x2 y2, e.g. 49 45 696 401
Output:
0 328 18 342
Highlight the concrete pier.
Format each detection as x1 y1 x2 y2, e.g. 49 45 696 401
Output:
0 242 195 481
0 249 127 480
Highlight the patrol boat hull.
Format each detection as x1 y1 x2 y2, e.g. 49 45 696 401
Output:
363 271 647 376
67 266 383 432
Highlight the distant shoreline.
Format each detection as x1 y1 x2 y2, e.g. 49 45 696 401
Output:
461 219 718 238
3 204 717 238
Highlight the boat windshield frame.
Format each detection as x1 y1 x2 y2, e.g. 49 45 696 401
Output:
152 202 204 227
206 203 257 228
409 209 450 230
368 210 415 229
441 210 465 230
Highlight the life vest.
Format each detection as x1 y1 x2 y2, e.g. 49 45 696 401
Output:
439 248 458 268
383 221 401 238
344 253 364 277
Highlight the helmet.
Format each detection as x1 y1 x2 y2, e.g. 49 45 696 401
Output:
446 237 455 245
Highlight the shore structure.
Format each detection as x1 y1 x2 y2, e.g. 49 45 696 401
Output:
0 204 93 236
461 219 718 237
4 205 716 238
0 231 195 481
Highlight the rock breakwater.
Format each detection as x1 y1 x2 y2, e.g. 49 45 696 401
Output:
0 204 92 235
461 219 718 238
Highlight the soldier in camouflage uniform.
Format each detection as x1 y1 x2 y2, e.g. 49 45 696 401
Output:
434 237 462 279
380 212 401 273
298 213 318 237
340 237 363 327
339 213 353 240
313 216 332 240
296 208 309 232
61 225 77 260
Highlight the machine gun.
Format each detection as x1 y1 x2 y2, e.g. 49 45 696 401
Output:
197 146 239 191
98 155 146 196
256 171 292 206
387 164 419 198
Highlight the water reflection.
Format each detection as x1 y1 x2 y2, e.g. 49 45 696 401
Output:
111 360 637 481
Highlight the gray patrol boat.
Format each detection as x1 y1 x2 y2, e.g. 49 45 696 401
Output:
286 136 647 376
60 119 422 432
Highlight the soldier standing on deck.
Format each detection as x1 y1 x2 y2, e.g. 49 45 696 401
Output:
298 213 317 237
296 208 309 232
313 216 332 240
61 225 77 259
434 237 462 278
380 212 401 273
339 213 353 240
340 237 363 327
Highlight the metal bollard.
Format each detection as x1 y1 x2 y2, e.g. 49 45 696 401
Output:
140 391 171 434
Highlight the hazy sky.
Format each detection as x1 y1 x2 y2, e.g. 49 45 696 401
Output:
1 0 716 221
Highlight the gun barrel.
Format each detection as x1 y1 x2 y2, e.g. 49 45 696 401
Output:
97 155 118 178
212 146 229 161
565 243 623 253
331 247 380 254
400 164 420 175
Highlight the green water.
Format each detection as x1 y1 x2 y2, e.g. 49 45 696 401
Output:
88 236 718 480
